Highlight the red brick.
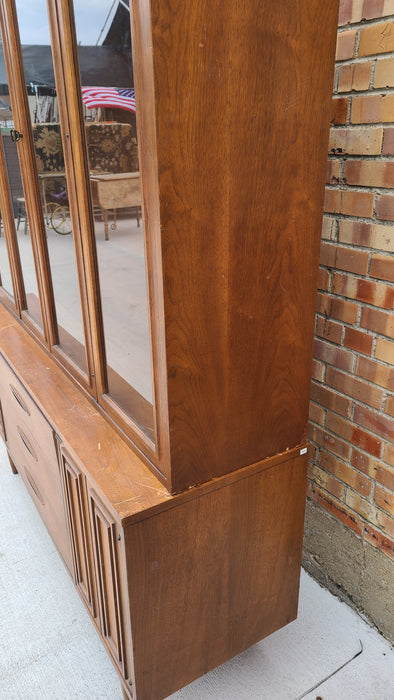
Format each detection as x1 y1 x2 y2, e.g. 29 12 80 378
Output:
343 159 394 187
361 307 394 338
370 255 394 283
338 220 394 251
310 382 352 417
375 337 394 363
376 509 394 538
351 94 394 124
324 189 341 213
314 338 354 371
385 394 394 418
356 356 394 389
374 56 394 88
375 484 394 515
383 126 394 154
344 327 374 355
376 194 394 222
326 366 384 409
330 298 359 324
328 127 383 155
308 423 352 460
331 98 349 125
384 442 394 466
326 411 382 457
320 448 372 496
336 29 357 60
340 190 374 217
311 485 364 535
364 523 394 559
309 401 326 425
326 160 341 185
337 62 373 92
345 489 378 524
309 464 346 500
352 449 394 488
316 316 344 344
358 21 394 57
321 216 337 241
362 0 386 21
320 242 337 267
324 188 374 217
338 0 364 26
335 246 370 275
308 443 318 463
354 403 394 441
318 267 331 291
311 358 325 382
333 273 394 310
376 463 394 490
316 292 330 315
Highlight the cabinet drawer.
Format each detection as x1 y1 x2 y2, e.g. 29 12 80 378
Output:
0 355 58 467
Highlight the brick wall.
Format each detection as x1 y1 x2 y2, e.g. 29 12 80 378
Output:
307 0 394 569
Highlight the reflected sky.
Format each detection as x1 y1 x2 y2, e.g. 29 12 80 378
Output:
15 0 119 46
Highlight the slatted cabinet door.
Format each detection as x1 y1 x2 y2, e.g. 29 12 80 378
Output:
60 449 97 621
88 488 128 679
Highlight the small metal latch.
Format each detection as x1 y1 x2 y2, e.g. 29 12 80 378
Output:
10 129 23 142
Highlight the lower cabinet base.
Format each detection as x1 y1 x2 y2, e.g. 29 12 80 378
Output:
124 451 307 700
0 330 307 700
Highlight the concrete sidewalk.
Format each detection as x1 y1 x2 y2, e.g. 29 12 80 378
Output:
0 438 392 699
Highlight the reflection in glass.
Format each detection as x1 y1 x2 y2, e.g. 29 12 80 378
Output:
74 0 154 437
0 34 42 328
0 206 14 299
14 0 87 372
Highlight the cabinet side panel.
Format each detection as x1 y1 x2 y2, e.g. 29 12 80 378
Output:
125 453 307 700
149 0 339 490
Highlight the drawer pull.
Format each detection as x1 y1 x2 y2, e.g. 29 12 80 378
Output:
17 426 38 462
24 466 44 505
9 384 30 415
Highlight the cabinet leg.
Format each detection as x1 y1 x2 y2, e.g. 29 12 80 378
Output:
8 453 18 474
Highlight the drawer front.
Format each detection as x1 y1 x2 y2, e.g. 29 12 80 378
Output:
6 418 72 572
0 356 72 572
0 355 58 467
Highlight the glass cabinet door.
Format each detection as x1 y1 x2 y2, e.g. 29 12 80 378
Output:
14 0 90 375
0 0 94 378
0 28 43 329
72 0 155 442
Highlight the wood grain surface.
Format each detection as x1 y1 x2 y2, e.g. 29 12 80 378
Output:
125 450 308 700
135 0 339 490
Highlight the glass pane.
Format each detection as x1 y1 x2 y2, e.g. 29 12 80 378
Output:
14 0 87 372
0 42 43 328
0 205 14 299
74 1 154 437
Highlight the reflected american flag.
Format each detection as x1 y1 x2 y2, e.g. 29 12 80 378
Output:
81 87 136 113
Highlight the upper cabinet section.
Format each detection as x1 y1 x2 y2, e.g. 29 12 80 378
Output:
0 0 339 494
133 0 339 491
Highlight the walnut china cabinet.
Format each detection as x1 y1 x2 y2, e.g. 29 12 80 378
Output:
0 1 339 698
